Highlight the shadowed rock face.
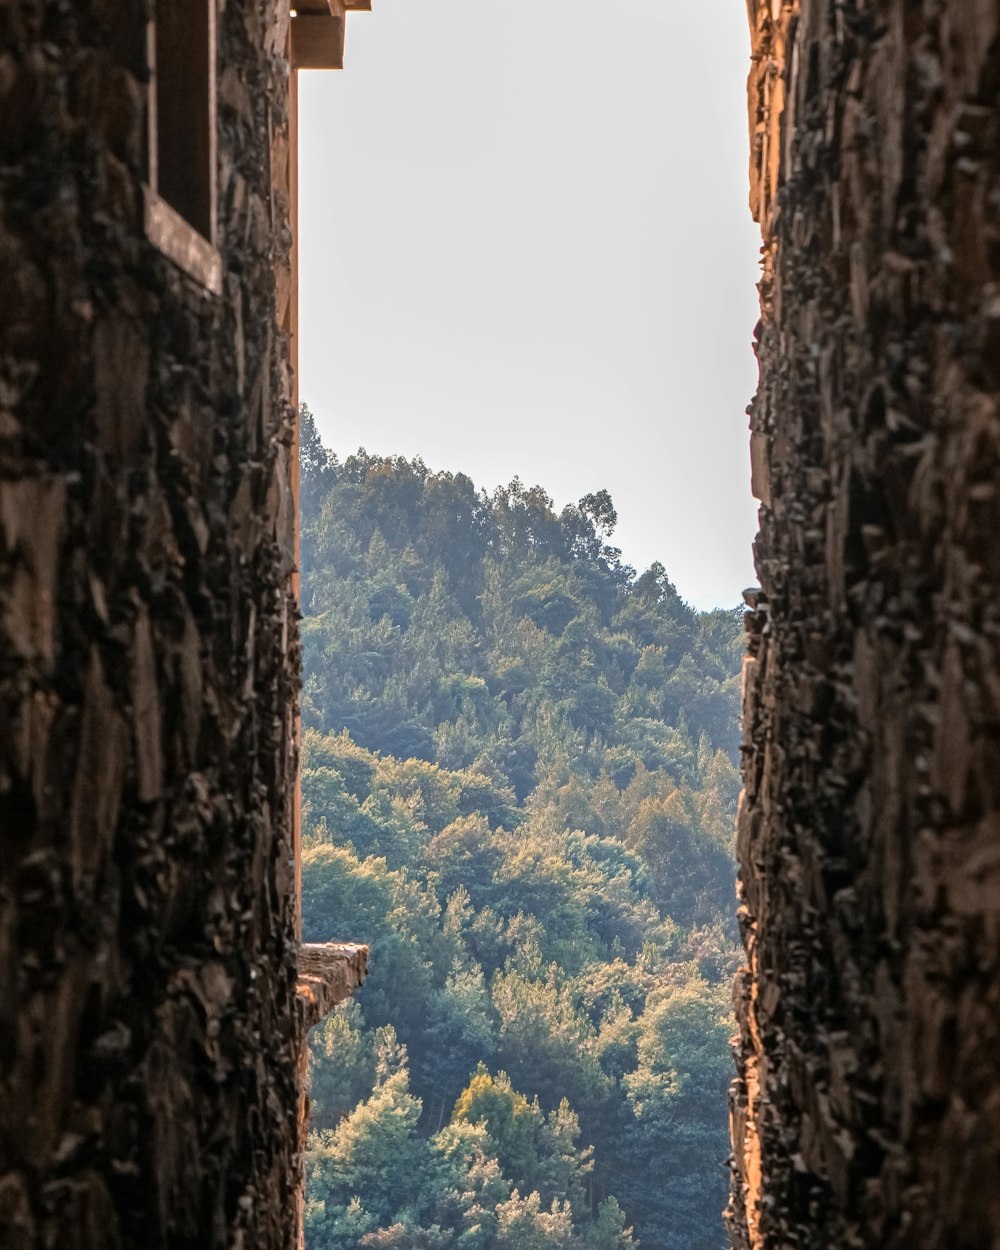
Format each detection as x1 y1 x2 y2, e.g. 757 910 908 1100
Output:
0 1 303 1246
6 0 1000 1246
731 3 1000 1248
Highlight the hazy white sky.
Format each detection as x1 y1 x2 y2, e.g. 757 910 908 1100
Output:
298 0 761 610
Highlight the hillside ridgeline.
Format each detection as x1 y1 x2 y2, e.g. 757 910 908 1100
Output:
299 407 743 1250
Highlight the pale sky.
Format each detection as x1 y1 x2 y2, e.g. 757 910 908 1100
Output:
298 0 761 610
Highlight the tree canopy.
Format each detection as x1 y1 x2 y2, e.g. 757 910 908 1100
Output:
299 406 743 1250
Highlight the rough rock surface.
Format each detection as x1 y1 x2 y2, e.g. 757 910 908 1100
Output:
731 2 1000 1248
296 943 368 1032
0 2 305 1247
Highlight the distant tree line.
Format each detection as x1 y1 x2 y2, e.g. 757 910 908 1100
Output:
299 406 744 1250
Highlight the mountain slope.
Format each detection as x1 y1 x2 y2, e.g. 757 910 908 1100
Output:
299 407 743 1250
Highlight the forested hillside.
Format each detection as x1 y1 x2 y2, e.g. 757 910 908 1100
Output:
299 407 743 1250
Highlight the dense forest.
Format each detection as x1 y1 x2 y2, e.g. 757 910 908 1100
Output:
298 406 743 1250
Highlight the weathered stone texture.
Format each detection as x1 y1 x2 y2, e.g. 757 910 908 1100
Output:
731 2 1000 1248
296 943 368 1032
0 2 303 1247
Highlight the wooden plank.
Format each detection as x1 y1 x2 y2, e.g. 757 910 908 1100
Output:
295 0 369 10
294 0 343 14
144 186 222 294
286 26 301 943
290 13 345 69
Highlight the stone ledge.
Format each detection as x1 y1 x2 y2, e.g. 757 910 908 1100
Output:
296 942 368 1030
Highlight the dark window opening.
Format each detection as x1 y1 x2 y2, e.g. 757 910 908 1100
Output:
147 0 217 251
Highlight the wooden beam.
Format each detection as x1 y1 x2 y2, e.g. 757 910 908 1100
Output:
290 13 345 69
294 0 343 14
144 186 222 294
295 0 370 11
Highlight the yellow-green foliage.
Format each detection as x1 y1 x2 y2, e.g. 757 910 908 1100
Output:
299 416 743 1250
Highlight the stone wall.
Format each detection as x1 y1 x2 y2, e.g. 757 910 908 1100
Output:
0 2 303 1246
731 2 1000 1247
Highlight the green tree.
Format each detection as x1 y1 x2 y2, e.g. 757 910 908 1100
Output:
307 1069 425 1230
587 1198 636 1250
453 1066 542 1187
308 1002 376 1128
298 424 744 1250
